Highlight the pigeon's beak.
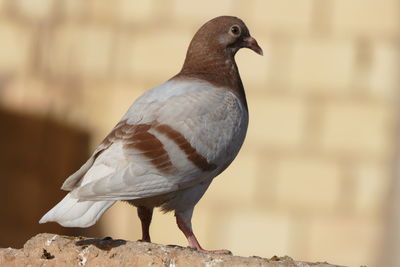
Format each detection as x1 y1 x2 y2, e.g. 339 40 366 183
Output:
243 36 263 56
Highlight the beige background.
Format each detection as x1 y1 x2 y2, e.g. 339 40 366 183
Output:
0 1 399 267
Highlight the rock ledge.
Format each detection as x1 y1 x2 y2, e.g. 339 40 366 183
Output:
0 233 345 266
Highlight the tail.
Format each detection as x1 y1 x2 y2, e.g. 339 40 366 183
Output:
39 193 115 228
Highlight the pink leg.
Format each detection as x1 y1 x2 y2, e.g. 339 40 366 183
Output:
175 211 231 254
137 206 153 242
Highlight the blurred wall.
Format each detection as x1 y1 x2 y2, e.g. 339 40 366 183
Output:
0 1 399 267
0 108 96 248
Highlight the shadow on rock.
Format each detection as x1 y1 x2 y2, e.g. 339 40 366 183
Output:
75 237 126 251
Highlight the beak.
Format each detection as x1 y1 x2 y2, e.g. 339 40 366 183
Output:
243 36 263 56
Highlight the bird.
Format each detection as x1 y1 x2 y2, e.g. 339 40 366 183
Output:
40 15 262 254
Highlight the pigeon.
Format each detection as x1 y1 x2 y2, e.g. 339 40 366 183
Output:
40 15 262 253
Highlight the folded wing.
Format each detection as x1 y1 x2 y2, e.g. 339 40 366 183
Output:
64 79 247 201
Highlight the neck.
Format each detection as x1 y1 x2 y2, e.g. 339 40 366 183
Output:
172 47 247 108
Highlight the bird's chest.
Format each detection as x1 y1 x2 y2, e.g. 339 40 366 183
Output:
190 98 248 166
217 107 248 165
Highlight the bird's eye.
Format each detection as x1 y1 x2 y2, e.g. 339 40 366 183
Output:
230 25 241 36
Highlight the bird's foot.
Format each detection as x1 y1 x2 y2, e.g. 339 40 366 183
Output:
189 246 232 255
200 248 232 255
137 238 151 243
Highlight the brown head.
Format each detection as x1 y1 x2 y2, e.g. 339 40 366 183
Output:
175 16 262 101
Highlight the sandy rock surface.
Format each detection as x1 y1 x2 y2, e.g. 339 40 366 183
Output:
0 233 345 267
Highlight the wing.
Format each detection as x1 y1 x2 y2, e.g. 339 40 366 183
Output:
68 79 248 201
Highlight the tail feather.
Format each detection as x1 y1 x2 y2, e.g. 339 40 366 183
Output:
39 193 115 228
